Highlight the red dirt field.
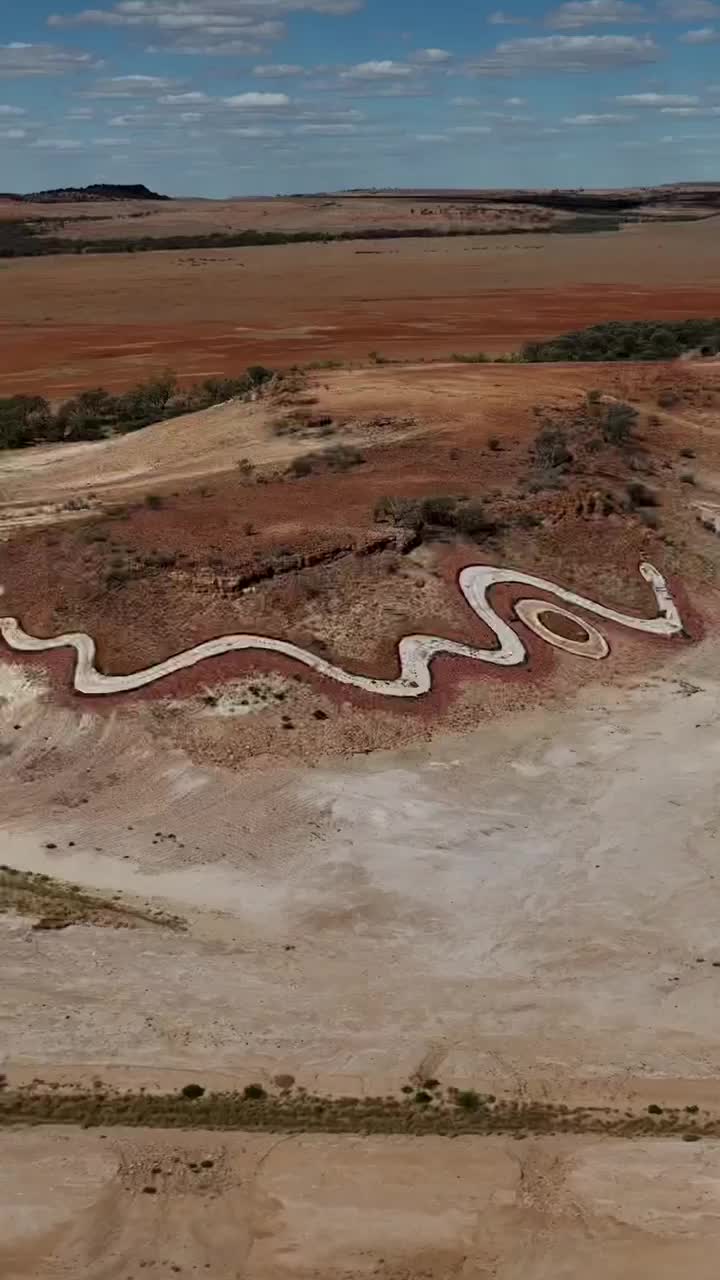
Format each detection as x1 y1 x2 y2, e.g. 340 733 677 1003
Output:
1 359 718 764
1 217 719 397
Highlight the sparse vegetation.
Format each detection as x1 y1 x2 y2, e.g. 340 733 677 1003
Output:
627 481 659 508
0 865 185 931
533 426 572 470
601 401 638 446
522 319 720 363
374 493 495 541
0 215 625 261
1 1080 712 1137
0 365 275 451
288 444 365 477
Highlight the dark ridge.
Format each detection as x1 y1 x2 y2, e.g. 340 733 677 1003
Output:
6 183 169 203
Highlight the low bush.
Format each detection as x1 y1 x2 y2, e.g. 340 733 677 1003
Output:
534 426 572 469
627 481 659 508
374 493 495 541
601 401 638 446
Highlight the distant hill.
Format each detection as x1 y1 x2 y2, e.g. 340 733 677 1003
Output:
5 183 169 203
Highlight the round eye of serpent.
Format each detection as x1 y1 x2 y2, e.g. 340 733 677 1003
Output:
514 599 609 660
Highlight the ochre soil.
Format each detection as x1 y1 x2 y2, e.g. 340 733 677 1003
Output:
1 359 718 765
5 1128 720 1280
1 217 719 396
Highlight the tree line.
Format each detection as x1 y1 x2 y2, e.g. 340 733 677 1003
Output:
0 216 624 259
521 318 720 362
0 366 273 451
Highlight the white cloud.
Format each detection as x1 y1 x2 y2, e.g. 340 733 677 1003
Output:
226 125 282 135
488 10 529 22
84 73 178 96
0 103 25 115
67 105 94 117
504 95 526 105
48 0 360 52
563 111 632 122
294 122 357 133
31 136 85 149
411 48 452 63
546 0 649 27
615 92 699 105
253 63 305 76
0 126 27 139
92 135 130 144
223 91 291 106
414 132 449 141
158 90 208 103
450 124 493 134
680 25 720 40
659 104 720 114
661 0 720 17
465 34 660 73
340 60 414 80
0 41 100 76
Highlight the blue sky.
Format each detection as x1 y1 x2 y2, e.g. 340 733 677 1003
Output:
1 0 719 195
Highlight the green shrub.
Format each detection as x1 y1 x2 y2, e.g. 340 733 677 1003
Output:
602 401 637 446
0 395 54 449
456 1090 481 1111
243 1083 267 1100
522 319 720 363
534 427 572 469
180 1083 205 1100
627 481 659 508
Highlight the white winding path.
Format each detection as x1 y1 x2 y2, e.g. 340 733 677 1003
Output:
0 562 683 699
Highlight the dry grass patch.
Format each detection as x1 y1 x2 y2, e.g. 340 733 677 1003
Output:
0 865 185 932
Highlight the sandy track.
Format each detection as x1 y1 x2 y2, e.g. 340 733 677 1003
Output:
0 561 682 697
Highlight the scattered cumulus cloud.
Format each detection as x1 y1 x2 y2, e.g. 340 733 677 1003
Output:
546 0 649 27
411 48 452 63
223 91 291 106
465 34 660 74
158 90 208 102
487 10 529 23
680 26 720 41
253 63 305 76
340 60 414 79
0 103 25 114
0 41 101 76
48 0 359 54
0 126 27 138
84 73 178 96
616 91 699 104
294 122 357 132
659 103 720 113
31 136 84 148
660 0 720 17
563 111 632 122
